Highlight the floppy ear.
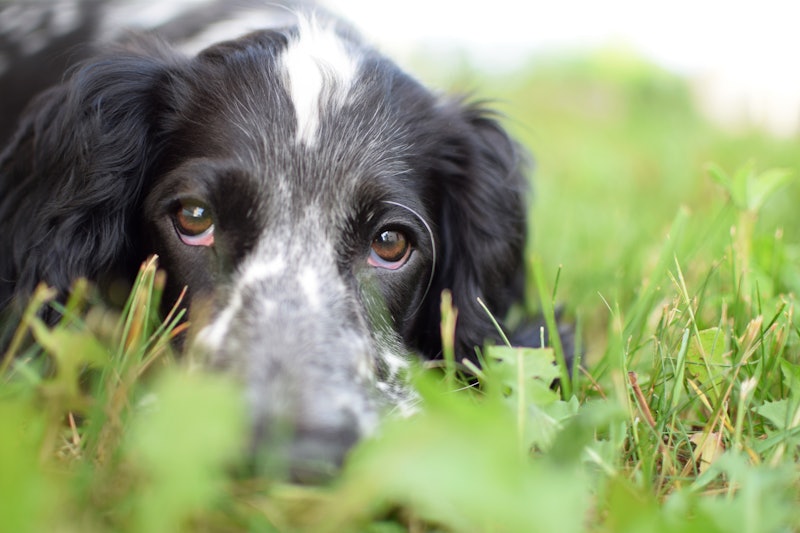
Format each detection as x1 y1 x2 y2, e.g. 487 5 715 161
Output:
0 40 179 309
419 102 529 363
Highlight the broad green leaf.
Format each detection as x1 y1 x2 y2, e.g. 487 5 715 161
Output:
0 401 55 533
685 327 729 405
755 399 799 431
697 453 797 533
549 398 623 464
126 371 246 533
779 359 800 391
338 380 590 533
483 345 560 400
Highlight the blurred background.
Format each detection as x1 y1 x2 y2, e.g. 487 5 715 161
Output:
334 0 800 137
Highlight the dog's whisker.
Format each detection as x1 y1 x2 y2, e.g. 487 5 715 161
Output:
382 200 437 319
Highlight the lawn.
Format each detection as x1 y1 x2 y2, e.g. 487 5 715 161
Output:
3 49 800 532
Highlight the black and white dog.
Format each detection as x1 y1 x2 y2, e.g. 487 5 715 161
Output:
0 1 552 478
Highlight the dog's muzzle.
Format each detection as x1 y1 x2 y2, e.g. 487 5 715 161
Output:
193 243 403 481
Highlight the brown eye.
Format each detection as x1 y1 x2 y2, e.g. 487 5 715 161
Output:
174 201 214 246
368 229 411 269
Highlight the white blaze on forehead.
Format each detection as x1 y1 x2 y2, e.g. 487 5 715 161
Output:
281 14 359 145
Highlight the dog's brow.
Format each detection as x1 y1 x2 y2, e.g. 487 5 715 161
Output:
281 14 359 146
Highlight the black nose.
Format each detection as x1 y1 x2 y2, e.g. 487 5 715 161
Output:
251 415 362 483
287 424 361 483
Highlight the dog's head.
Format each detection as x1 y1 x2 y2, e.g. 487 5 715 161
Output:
0 14 527 478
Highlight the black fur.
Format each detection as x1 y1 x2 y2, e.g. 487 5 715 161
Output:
0 9 541 479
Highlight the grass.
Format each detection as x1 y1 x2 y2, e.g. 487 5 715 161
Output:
3 49 800 532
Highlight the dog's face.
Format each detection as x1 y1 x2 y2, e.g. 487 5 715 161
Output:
144 23 445 473
0 15 528 479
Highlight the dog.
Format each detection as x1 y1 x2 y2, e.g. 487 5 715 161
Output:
0 1 550 479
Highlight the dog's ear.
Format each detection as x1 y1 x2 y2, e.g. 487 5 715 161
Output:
0 41 178 308
418 102 529 363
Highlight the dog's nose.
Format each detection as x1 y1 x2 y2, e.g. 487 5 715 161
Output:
286 423 361 483
252 408 367 483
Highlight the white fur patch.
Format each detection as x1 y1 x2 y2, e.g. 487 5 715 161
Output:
382 350 410 378
297 266 322 309
281 14 359 145
240 255 286 287
194 254 285 354
195 302 236 353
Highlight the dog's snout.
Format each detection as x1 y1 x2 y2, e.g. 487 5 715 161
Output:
194 239 415 480
287 421 362 483
252 405 366 482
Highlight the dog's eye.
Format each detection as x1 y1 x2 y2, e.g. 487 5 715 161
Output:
368 230 410 269
174 201 214 246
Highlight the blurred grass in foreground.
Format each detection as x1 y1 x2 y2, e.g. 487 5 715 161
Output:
3 50 800 532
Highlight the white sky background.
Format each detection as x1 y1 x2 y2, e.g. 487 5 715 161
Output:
325 0 800 136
